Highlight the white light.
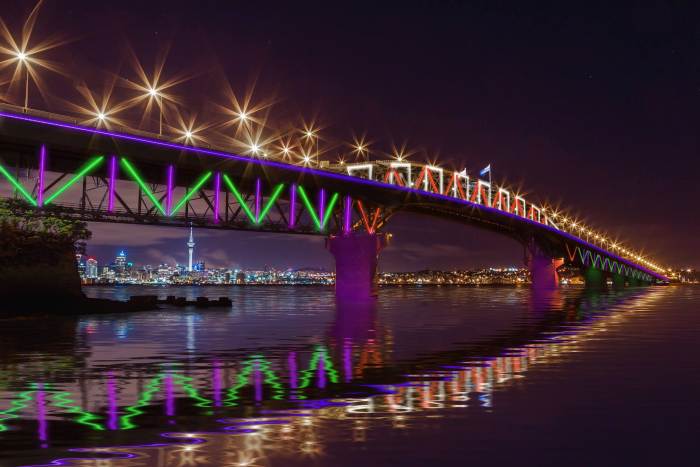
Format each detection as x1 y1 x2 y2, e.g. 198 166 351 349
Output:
303 156 311 163
185 130 193 138
16 51 27 62
97 112 106 120
148 88 158 97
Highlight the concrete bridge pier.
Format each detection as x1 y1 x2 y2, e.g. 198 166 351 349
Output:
327 233 389 299
525 240 563 289
611 273 626 289
584 267 607 289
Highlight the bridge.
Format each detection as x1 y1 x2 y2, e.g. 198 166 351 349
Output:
0 105 668 296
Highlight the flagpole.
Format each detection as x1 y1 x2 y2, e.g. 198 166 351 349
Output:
489 165 492 204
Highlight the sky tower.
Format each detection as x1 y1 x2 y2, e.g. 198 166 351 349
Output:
187 226 195 272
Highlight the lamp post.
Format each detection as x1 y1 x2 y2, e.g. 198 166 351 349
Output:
15 51 30 110
148 88 163 135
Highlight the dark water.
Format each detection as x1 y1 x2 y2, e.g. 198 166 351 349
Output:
0 285 697 466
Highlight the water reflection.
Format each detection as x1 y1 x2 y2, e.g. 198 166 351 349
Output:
0 286 670 466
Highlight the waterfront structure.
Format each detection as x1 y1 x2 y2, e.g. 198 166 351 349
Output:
0 108 668 296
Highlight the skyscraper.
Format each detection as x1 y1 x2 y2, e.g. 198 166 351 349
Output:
115 250 127 275
187 226 195 272
86 258 98 279
75 254 86 277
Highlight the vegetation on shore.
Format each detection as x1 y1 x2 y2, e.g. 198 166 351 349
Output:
0 199 91 268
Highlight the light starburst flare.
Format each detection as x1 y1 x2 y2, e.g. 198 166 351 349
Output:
0 0 70 109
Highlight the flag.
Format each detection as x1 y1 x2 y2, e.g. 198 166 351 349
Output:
479 164 491 177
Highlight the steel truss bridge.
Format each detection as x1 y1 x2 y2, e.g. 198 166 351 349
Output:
0 107 668 290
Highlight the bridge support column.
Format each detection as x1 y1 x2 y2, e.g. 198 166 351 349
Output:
612 273 626 289
528 256 564 289
327 233 389 299
524 239 563 289
628 276 640 287
584 267 607 289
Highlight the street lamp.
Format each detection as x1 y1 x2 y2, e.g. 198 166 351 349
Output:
302 123 320 166
15 51 29 110
0 1 67 111
351 136 370 162
147 87 164 135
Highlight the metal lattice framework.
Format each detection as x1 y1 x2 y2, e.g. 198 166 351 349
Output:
0 151 391 236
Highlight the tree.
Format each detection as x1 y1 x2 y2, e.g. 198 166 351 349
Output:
0 199 91 268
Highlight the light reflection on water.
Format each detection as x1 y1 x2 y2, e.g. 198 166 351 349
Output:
0 285 695 466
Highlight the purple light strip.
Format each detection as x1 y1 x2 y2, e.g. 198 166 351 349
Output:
106 372 118 430
213 172 221 223
165 375 175 417
212 361 223 407
37 145 46 207
0 111 665 280
108 156 116 212
254 363 262 402
36 383 47 445
166 165 174 216
317 355 326 389
319 188 325 227
289 184 297 228
343 195 352 234
288 352 297 390
255 178 261 223
343 339 352 382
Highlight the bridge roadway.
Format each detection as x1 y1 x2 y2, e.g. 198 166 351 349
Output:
0 107 668 294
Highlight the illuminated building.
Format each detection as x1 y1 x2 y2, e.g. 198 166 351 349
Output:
86 258 98 279
75 254 86 277
114 250 127 276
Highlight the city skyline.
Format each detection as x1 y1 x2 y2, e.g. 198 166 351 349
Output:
82 224 529 272
83 220 529 271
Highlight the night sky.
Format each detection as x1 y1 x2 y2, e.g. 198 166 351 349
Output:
4 1 698 271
